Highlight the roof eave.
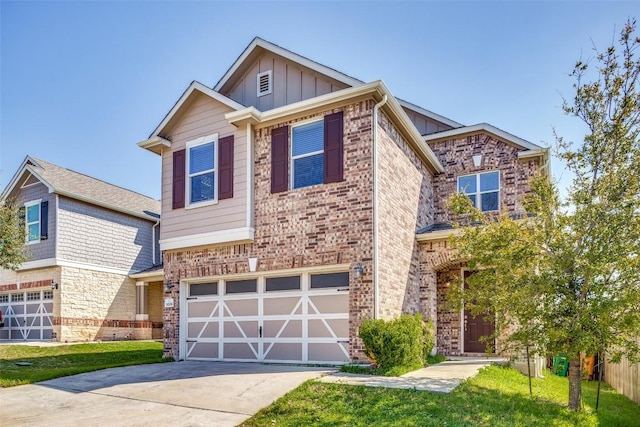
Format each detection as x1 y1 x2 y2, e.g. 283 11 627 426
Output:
424 123 543 151
138 136 172 156
416 228 459 242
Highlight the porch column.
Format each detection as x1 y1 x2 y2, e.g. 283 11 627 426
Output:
135 281 149 321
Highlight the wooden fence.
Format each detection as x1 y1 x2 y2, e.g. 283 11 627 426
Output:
604 339 640 405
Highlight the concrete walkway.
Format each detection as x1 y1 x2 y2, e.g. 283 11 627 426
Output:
318 357 506 393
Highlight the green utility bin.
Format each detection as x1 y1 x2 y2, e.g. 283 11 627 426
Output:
553 354 569 377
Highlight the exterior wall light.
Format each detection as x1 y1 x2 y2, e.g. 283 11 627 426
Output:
354 263 364 279
51 281 59 290
164 282 175 293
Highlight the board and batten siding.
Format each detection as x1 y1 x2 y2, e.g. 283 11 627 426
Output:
160 92 248 242
225 52 349 111
403 109 453 136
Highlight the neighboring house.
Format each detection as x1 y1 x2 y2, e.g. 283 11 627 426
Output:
0 157 163 342
138 37 549 363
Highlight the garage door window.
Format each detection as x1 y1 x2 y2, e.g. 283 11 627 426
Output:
11 293 24 302
226 279 257 294
310 272 349 289
0 295 8 303
190 283 218 296
266 276 301 292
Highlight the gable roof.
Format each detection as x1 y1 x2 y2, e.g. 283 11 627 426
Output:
424 122 543 151
214 37 462 129
2 156 160 221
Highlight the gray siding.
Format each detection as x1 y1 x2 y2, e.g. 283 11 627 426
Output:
13 181 56 261
224 52 349 111
57 196 155 272
403 109 453 135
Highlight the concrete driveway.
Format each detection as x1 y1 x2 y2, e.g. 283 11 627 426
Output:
0 361 334 427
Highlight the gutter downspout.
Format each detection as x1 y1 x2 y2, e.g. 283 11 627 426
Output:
372 94 387 320
152 220 160 265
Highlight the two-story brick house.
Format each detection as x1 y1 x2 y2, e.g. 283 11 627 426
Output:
138 38 548 362
0 157 163 342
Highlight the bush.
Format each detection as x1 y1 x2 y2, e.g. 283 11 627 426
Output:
359 313 434 373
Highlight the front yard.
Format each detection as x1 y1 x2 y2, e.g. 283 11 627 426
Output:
242 365 639 427
0 341 166 387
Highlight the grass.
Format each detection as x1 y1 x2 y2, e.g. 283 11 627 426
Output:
341 354 448 376
241 365 640 426
0 341 167 387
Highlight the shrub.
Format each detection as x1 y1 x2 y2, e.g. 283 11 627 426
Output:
422 318 435 364
359 313 433 373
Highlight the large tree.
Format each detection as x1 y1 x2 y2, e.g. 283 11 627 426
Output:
0 198 27 270
448 20 640 411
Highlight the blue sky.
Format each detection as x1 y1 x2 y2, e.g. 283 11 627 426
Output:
1 1 638 201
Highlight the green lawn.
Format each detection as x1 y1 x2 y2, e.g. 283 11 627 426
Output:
241 365 639 426
0 341 166 387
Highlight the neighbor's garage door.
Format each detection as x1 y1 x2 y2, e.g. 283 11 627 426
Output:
0 290 54 341
185 271 349 363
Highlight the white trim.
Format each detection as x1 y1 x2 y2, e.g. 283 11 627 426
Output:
256 70 272 97
24 199 42 244
56 259 131 276
160 227 255 251
129 270 164 280
214 37 363 92
457 170 500 213
290 119 324 190
18 258 57 271
186 133 219 208
424 123 542 151
246 123 254 228
226 80 445 173
415 228 458 242
137 136 171 155
145 81 245 141
54 195 59 260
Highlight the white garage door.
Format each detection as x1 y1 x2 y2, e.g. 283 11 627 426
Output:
184 271 350 363
0 290 54 341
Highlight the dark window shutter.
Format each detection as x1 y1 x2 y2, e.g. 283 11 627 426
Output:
271 126 289 193
172 149 186 209
324 111 344 183
40 201 48 240
218 135 234 200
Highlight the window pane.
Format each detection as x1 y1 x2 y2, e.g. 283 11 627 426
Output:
292 121 324 156
311 272 349 289
190 282 218 296
190 142 215 174
480 172 499 191
26 205 39 222
481 191 499 211
266 276 301 292
469 194 477 207
191 172 215 202
458 175 476 193
293 154 324 189
226 279 257 294
28 224 40 241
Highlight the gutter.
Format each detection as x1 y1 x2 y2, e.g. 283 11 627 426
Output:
152 220 160 265
372 94 388 319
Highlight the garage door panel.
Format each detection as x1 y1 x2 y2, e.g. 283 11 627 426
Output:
224 321 258 338
309 294 348 313
189 301 218 317
264 320 302 338
264 342 302 361
224 299 258 316
308 342 349 362
12 305 24 315
309 319 339 338
188 322 219 338
263 297 300 316
27 329 40 340
188 342 219 359
224 342 258 359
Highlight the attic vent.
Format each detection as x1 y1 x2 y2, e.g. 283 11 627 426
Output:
257 70 272 97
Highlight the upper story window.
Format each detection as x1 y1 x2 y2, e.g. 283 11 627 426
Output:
457 171 500 212
187 135 217 206
25 200 41 243
291 120 324 189
270 111 344 194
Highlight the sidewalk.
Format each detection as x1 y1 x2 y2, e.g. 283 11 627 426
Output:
318 357 506 393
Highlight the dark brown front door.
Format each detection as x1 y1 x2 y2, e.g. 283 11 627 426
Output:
463 271 495 353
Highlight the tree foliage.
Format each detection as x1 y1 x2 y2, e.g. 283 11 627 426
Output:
0 198 27 270
447 20 640 411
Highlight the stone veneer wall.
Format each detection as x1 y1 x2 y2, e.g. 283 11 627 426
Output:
58 266 138 341
428 132 541 224
376 111 434 320
163 100 376 359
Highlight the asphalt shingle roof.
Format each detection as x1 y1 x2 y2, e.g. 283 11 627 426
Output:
27 157 160 221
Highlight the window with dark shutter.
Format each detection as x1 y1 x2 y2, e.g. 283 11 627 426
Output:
40 201 48 240
218 135 234 200
324 111 344 183
271 126 289 193
172 149 186 209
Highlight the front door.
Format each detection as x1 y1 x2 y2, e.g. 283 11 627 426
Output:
463 271 495 353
